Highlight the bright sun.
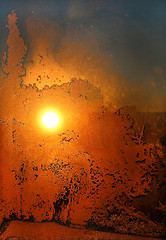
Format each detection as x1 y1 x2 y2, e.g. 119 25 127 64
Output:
42 112 59 128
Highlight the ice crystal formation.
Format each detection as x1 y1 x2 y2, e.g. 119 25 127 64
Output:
0 11 165 237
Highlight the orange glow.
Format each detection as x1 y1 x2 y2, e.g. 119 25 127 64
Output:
0 11 165 238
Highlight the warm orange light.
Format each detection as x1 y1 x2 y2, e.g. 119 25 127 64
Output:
42 112 59 128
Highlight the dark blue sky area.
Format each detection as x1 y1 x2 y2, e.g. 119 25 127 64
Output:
0 0 166 111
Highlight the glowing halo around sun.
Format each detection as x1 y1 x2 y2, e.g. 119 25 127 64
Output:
42 112 59 128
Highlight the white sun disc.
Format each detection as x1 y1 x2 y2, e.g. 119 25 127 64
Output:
42 112 59 128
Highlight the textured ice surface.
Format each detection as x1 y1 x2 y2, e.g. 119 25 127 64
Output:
0 11 165 238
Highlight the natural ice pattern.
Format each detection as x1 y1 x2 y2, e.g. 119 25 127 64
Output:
0 11 165 237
